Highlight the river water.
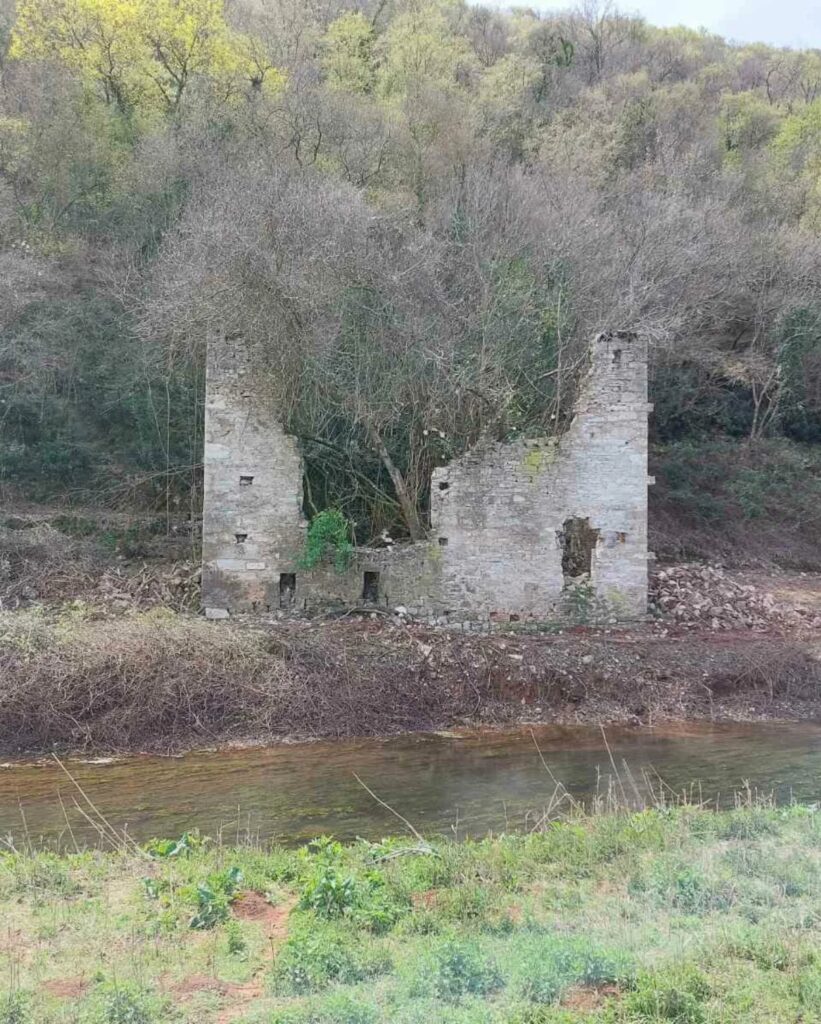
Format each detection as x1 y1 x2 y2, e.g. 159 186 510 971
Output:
1 721 820 848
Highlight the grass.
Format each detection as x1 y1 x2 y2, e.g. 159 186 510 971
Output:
1 805 821 1022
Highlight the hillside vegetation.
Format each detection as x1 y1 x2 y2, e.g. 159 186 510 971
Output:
1 0 821 557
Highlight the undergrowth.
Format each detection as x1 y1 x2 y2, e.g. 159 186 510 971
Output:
0 605 818 755
0 805 819 1023
651 437 821 568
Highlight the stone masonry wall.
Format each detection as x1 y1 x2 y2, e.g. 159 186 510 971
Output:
429 330 649 620
202 331 649 621
202 334 305 615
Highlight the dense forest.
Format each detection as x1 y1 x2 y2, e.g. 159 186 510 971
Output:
1 0 820 562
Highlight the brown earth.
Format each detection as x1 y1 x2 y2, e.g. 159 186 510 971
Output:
41 977 90 999
1 606 819 756
562 983 621 1011
231 892 296 943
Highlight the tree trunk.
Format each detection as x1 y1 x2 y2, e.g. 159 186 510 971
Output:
367 424 425 541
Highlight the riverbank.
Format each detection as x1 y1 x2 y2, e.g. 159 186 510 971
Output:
3 803 820 1023
2 512 821 755
0 605 820 756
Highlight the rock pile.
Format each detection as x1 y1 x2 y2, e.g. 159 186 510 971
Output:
650 564 820 633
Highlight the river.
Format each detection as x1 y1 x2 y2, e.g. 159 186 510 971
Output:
1 721 819 848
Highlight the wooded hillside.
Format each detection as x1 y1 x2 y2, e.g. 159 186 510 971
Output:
1 0 820 560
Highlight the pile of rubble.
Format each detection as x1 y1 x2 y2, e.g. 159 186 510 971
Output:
650 564 821 633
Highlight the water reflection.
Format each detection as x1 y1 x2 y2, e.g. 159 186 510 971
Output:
0 721 819 848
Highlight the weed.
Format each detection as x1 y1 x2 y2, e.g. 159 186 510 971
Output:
2 806 821 1023
798 964 821 1013
716 809 778 841
270 926 391 995
720 924 792 970
0 992 29 1024
143 862 243 930
507 1010 581 1024
0 851 80 901
300 867 357 919
623 966 710 1023
270 991 379 1024
560 578 603 624
434 884 491 923
186 866 243 929
97 985 158 1024
629 858 735 915
299 510 354 573
144 830 205 859
226 919 248 958
509 936 631 1005
412 940 505 1002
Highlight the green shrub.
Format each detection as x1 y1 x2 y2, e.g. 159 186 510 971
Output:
629 858 735 915
0 852 80 901
97 985 159 1024
720 924 792 971
623 967 710 1023
144 830 205 859
419 940 504 1002
225 919 248 958
798 965 821 1013
270 991 378 1024
433 883 491 923
651 438 821 567
298 849 408 932
186 866 243 929
300 867 358 919
716 810 778 841
142 862 242 930
299 510 355 573
506 1009 582 1024
510 936 631 1005
270 928 391 995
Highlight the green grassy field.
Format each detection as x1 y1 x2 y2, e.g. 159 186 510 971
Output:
2 804 821 1023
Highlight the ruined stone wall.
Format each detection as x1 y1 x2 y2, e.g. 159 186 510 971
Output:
202 331 649 621
429 331 649 620
202 335 305 616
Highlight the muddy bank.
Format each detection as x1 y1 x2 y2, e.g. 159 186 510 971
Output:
0 608 819 756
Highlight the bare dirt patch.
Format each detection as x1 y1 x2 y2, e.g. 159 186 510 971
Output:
411 889 440 911
162 973 267 1023
562 983 620 1010
214 980 266 1024
206 893 298 1023
505 902 524 925
231 891 295 943
42 977 90 999
166 974 234 999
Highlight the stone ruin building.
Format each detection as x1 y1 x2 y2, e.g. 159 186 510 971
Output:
202 330 651 625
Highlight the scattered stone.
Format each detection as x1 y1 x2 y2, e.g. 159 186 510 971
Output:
650 564 821 634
